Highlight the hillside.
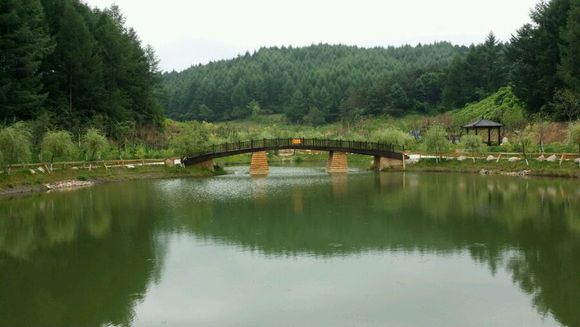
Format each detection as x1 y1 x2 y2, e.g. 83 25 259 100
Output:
162 43 469 122
162 0 580 125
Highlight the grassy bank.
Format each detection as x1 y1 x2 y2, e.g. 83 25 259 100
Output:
0 165 215 196
400 158 580 178
2 152 577 197
215 151 579 178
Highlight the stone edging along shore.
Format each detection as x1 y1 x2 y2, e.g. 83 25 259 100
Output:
44 180 95 191
0 165 216 197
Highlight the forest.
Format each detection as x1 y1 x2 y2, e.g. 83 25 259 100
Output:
0 0 579 165
163 0 579 124
0 0 164 141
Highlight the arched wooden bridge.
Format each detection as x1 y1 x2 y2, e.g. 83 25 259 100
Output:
182 138 408 175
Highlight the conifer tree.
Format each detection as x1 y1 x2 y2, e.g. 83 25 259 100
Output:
0 0 52 121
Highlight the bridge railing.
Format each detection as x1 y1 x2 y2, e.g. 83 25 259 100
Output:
186 138 398 159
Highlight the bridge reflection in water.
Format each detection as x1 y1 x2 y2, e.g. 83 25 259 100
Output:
182 138 408 175
1 172 578 326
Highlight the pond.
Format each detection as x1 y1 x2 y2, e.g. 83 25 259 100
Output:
0 167 579 327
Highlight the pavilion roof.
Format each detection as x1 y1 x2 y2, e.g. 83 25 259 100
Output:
462 118 503 128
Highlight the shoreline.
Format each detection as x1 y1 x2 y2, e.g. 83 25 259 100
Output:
2 158 578 197
398 166 579 179
0 165 216 197
395 158 580 179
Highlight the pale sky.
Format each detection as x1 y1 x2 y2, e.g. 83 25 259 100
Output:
83 0 540 72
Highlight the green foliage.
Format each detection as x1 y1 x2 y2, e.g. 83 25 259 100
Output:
371 129 414 149
569 122 580 154
460 134 486 160
508 0 576 115
423 125 449 159
304 107 326 126
163 43 464 122
543 141 573 153
135 144 147 160
83 128 108 161
559 1 580 93
0 0 52 121
248 100 261 119
0 123 32 166
453 87 526 130
443 32 509 108
41 130 75 163
553 89 579 121
169 122 210 157
513 127 537 164
1 0 163 136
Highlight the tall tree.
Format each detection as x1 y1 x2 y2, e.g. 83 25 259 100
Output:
42 0 104 128
0 0 52 121
559 0 580 93
508 0 572 114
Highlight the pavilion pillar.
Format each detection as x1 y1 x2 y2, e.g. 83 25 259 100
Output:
327 151 348 174
498 127 501 145
487 128 491 146
250 151 269 176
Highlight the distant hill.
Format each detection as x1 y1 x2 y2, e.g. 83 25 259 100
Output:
161 43 469 123
162 0 580 125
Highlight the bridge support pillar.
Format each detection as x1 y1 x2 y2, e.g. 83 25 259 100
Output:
327 151 348 173
374 156 403 171
250 151 269 176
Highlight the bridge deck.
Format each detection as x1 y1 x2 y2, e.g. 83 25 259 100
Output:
182 138 405 165
182 138 403 166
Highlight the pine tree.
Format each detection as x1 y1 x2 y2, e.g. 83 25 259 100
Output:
509 0 572 114
42 1 104 128
481 32 508 94
559 0 580 92
0 0 52 121
286 90 307 123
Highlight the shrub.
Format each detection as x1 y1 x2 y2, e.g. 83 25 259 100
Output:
423 125 449 162
169 122 210 157
41 131 75 168
513 126 537 165
83 128 108 162
371 128 414 150
460 134 486 162
0 123 32 170
569 123 580 155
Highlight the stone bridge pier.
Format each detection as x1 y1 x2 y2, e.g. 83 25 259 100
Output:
250 151 269 176
244 151 405 176
248 151 352 176
373 156 404 171
327 151 348 173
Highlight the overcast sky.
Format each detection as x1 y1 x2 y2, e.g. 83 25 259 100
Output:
83 0 540 72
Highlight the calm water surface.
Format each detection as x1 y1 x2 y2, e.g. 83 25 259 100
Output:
0 167 579 327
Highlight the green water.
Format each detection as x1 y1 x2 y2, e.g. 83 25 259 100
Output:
0 167 579 327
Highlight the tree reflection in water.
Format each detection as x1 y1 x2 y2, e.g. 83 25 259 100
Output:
169 173 580 327
0 173 578 327
0 182 167 327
